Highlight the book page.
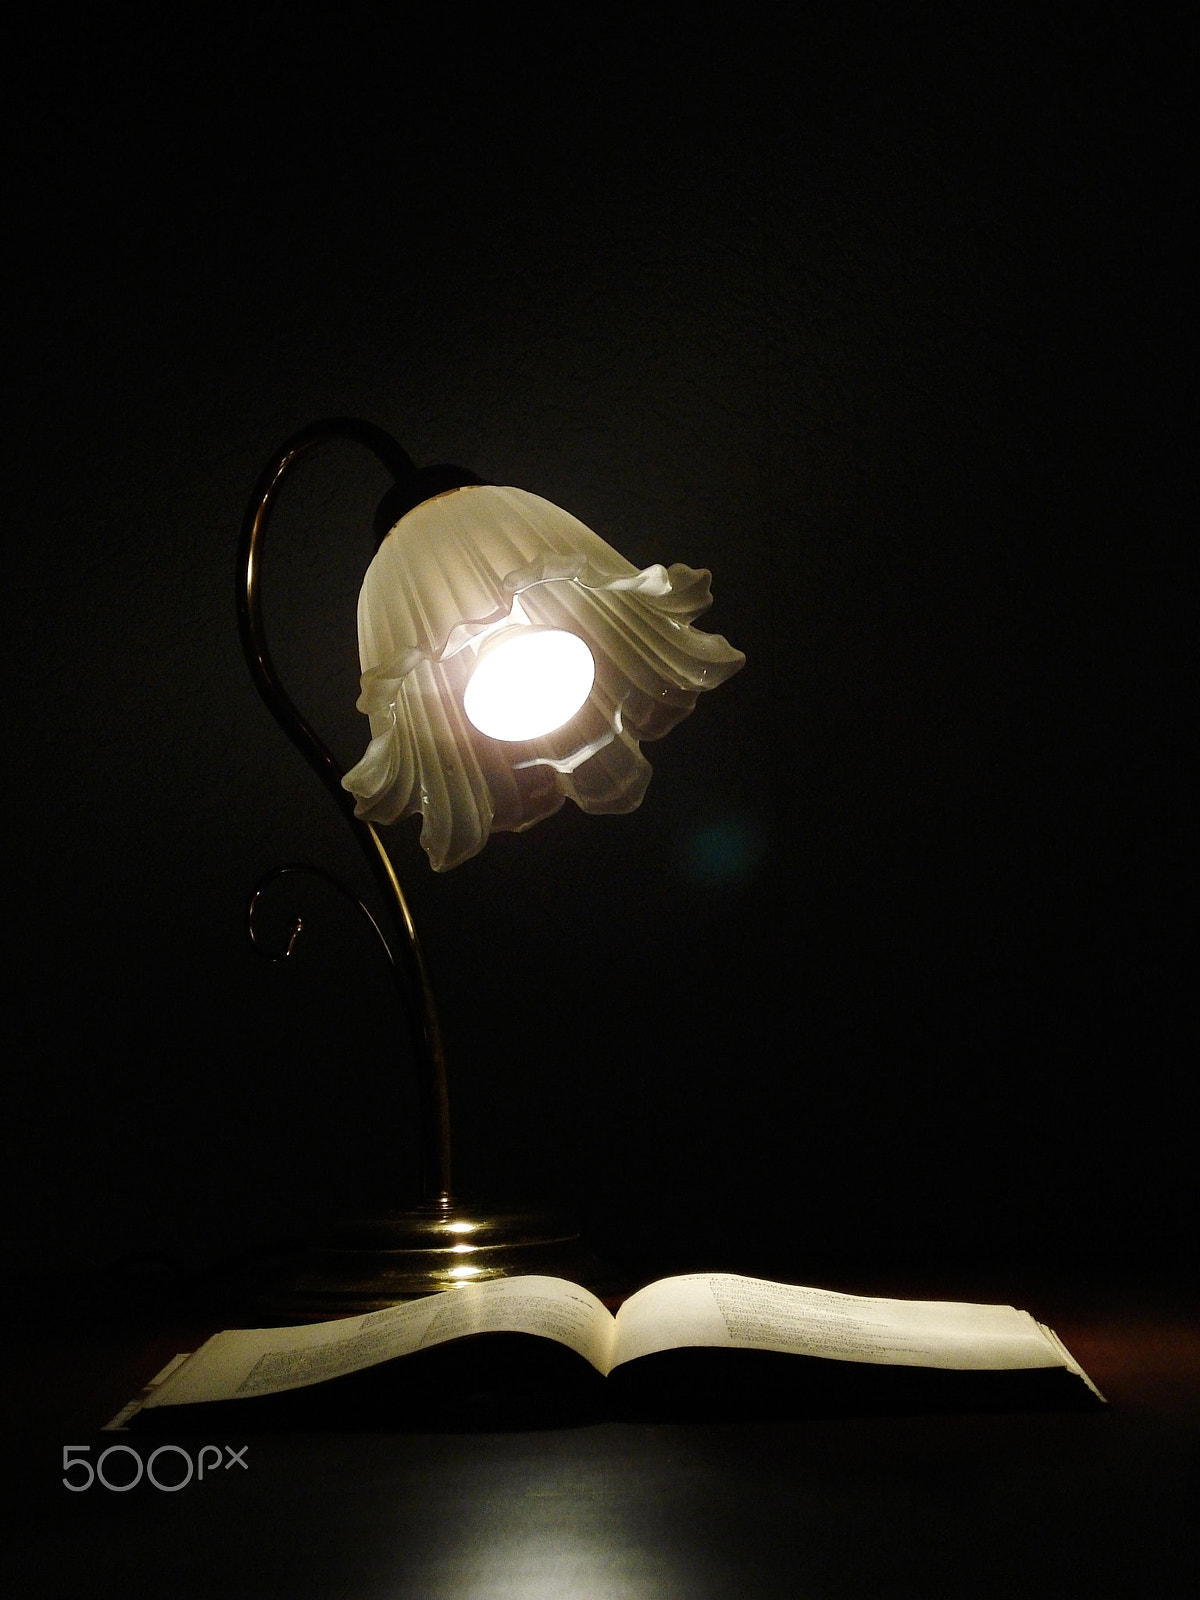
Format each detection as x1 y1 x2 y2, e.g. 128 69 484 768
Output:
611 1274 1069 1372
145 1276 616 1406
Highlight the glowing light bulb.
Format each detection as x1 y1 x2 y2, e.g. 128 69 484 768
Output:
464 627 595 742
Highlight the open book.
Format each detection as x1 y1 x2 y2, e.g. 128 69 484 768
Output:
117 1273 1104 1427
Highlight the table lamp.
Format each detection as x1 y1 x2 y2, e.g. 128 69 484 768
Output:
234 418 744 1319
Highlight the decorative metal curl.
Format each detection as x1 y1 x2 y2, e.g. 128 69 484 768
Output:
247 863 399 972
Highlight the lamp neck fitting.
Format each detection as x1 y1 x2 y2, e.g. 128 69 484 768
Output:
373 464 487 543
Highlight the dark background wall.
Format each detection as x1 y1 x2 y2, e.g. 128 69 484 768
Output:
4 8 1190 1291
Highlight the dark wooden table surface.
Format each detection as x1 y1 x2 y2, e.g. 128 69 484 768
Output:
3 1270 1196 1598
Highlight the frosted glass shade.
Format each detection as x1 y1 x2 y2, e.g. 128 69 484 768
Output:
341 485 745 870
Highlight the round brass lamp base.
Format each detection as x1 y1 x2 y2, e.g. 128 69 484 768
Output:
214 1203 623 1325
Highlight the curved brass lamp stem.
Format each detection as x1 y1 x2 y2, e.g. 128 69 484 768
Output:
236 418 452 1207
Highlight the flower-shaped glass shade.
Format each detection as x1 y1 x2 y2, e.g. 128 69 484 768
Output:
341 485 745 870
